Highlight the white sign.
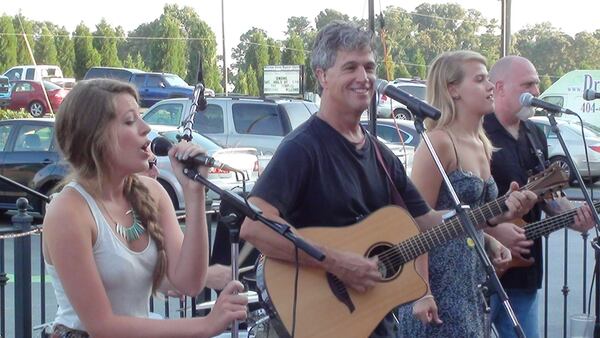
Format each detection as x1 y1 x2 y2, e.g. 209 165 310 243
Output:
263 65 302 95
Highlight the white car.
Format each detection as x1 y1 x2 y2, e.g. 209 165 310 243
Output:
530 116 600 184
148 128 259 209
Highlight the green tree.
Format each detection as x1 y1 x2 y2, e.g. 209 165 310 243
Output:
315 9 349 30
282 33 305 66
571 32 600 69
233 28 270 94
286 16 314 43
73 23 101 79
93 19 122 67
395 60 411 78
412 50 427 79
123 52 147 70
12 14 37 65
152 13 186 76
246 66 259 96
267 38 282 65
0 15 18 71
235 69 248 94
539 74 553 92
35 24 58 65
164 4 222 92
55 26 75 77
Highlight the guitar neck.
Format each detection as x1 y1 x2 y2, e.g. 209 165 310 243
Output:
524 201 600 240
395 195 508 264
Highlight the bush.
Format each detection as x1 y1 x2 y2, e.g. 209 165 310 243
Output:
0 108 30 120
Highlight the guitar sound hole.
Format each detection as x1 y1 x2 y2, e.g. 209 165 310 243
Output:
367 243 402 280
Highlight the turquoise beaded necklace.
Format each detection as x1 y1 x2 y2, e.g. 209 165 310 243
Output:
100 200 146 242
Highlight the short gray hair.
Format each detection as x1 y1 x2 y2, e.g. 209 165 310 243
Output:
310 21 374 91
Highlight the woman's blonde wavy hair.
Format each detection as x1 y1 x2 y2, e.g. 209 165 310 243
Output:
55 79 166 292
425 50 493 159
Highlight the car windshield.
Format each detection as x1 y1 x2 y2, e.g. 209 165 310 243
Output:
159 130 221 152
164 74 189 87
566 122 600 138
398 85 426 100
43 81 62 91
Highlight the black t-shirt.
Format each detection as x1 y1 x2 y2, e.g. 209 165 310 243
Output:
251 115 430 337
483 113 548 290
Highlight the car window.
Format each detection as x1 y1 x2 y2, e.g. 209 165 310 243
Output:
0 124 13 151
280 102 312 131
164 74 189 87
13 124 54 152
4 68 21 81
132 75 146 89
542 96 564 107
14 83 33 92
397 85 426 100
43 81 62 91
194 104 225 133
143 103 184 126
160 131 222 152
25 68 35 80
378 125 412 144
232 103 283 136
146 75 164 88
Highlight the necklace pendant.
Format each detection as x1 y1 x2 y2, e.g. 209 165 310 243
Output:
115 211 145 242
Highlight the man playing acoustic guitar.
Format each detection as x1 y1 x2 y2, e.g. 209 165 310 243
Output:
241 22 536 338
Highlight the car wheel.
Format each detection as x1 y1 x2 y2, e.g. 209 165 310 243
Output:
158 179 179 210
394 108 412 120
550 155 575 185
29 101 45 117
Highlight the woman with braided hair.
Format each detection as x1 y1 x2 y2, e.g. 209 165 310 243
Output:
43 78 247 337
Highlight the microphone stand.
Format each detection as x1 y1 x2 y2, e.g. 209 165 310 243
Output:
0 174 51 204
413 116 525 338
182 166 325 338
542 113 600 337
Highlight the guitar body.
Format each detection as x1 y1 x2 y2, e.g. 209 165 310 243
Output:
256 206 428 338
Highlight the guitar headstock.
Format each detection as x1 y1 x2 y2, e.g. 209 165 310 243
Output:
525 162 569 199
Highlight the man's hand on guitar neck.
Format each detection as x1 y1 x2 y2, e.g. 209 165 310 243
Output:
488 182 538 225
485 223 534 262
544 198 596 233
323 250 382 293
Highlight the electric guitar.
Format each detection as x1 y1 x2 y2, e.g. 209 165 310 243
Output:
497 200 599 276
255 163 568 338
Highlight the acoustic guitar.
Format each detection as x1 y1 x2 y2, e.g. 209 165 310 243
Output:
255 163 568 338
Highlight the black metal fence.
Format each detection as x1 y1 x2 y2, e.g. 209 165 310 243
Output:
0 197 597 338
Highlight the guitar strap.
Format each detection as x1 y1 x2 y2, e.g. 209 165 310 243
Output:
522 121 547 173
370 135 408 209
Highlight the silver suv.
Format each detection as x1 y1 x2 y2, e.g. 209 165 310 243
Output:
142 96 318 156
377 78 427 120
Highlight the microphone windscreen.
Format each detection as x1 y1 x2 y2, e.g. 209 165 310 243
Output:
150 136 173 156
375 79 388 92
519 92 534 107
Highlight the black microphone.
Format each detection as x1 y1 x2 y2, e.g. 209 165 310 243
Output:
584 89 600 101
375 79 441 121
151 136 239 172
520 92 574 115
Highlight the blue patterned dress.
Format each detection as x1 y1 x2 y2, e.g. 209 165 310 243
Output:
397 169 498 338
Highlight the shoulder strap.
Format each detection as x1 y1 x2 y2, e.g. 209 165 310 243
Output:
444 130 461 170
369 135 407 209
522 121 547 171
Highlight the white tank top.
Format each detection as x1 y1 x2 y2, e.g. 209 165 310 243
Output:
46 182 158 331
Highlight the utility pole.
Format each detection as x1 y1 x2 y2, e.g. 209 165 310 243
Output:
221 0 228 95
500 0 512 57
368 0 377 136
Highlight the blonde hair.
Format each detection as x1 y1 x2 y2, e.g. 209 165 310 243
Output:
425 50 493 159
56 79 167 292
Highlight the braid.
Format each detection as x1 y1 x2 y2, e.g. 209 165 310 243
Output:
124 175 167 292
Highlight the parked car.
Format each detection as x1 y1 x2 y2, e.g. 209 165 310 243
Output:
130 72 194 107
530 116 600 183
83 66 143 83
148 129 260 209
377 137 415 175
0 118 61 214
377 78 427 120
7 80 69 117
142 96 319 157
0 76 10 108
3 65 75 89
360 118 420 147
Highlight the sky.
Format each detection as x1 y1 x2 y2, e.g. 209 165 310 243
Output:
3 0 600 64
